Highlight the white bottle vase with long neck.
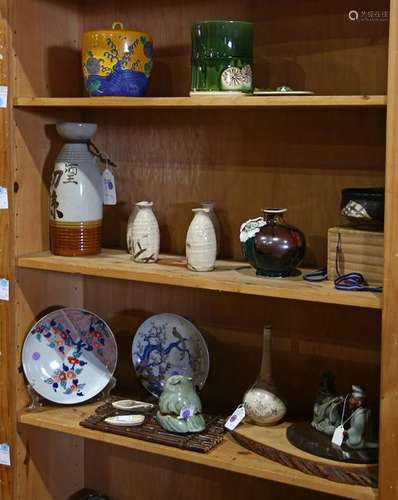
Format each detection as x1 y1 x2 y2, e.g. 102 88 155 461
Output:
200 201 221 257
186 208 217 272
243 326 287 425
127 201 160 263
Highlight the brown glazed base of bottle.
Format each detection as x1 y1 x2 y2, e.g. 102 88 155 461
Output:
50 220 102 256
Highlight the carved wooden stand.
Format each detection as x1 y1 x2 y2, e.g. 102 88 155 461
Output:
232 422 378 487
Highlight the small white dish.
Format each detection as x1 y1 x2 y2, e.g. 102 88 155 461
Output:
112 399 154 411
104 415 145 427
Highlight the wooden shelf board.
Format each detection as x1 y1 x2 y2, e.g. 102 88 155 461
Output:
18 404 377 500
17 249 382 309
13 95 387 109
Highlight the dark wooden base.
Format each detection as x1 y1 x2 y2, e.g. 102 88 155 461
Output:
287 421 378 464
232 422 378 487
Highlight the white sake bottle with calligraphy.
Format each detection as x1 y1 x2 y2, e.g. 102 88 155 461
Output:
49 122 103 256
127 201 160 263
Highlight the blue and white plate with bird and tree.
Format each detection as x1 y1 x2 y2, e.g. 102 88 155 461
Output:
132 313 209 397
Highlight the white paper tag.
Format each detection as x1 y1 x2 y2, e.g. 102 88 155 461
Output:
225 404 245 431
0 278 9 301
0 86 8 108
332 425 345 447
102 167 117 205
0 443 10 466
0 186 8 209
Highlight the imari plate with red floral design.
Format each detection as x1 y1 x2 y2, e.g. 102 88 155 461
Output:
22 308 117 404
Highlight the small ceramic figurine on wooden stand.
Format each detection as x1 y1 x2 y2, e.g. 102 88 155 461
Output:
287 373 378 463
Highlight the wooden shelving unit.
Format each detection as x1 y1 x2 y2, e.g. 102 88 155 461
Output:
17 250 382 309
2 0 397 499
13 95 387 108
18 404 377 500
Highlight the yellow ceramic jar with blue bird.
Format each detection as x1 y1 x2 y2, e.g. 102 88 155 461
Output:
82 22 153 97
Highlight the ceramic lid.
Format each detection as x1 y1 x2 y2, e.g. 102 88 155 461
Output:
83 22 152 40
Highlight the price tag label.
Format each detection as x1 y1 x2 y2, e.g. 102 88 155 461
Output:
0 443 10 466
0 278 9 301
0 186 8 209
332 425 345 447
225 404 245 431
0 86 8 108
102 167 117 206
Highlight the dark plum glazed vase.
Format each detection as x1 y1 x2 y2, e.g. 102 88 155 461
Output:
240 209 306 278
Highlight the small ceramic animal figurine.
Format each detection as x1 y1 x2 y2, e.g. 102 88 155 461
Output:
156 375 206 433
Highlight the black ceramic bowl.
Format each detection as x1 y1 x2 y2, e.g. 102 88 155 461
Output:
340 187 384 228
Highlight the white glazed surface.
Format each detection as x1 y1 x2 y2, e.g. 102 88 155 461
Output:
50 156 103 223
112 400 154 411
104 415 145 426
127 202 160 262
201 202 221 257
243 388 287 425
56 122 97 142
239 217 266 243
186 209 217 272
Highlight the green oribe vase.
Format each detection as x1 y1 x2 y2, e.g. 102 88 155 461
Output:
191 21 254 93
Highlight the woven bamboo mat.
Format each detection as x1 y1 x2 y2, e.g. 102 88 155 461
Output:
80 397 226 453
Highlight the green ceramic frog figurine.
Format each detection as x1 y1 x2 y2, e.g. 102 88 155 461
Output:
156 375 206 433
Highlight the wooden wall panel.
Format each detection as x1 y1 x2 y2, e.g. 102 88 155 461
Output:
11 0 82 97
87 107 386 268
84 441 336 500
82 0 389 97
15 270 84 500
0 0 13 497
17 427 84 500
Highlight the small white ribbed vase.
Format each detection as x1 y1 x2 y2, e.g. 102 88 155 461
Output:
127 201 160 263
186 208 217 272
200 201 221 257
